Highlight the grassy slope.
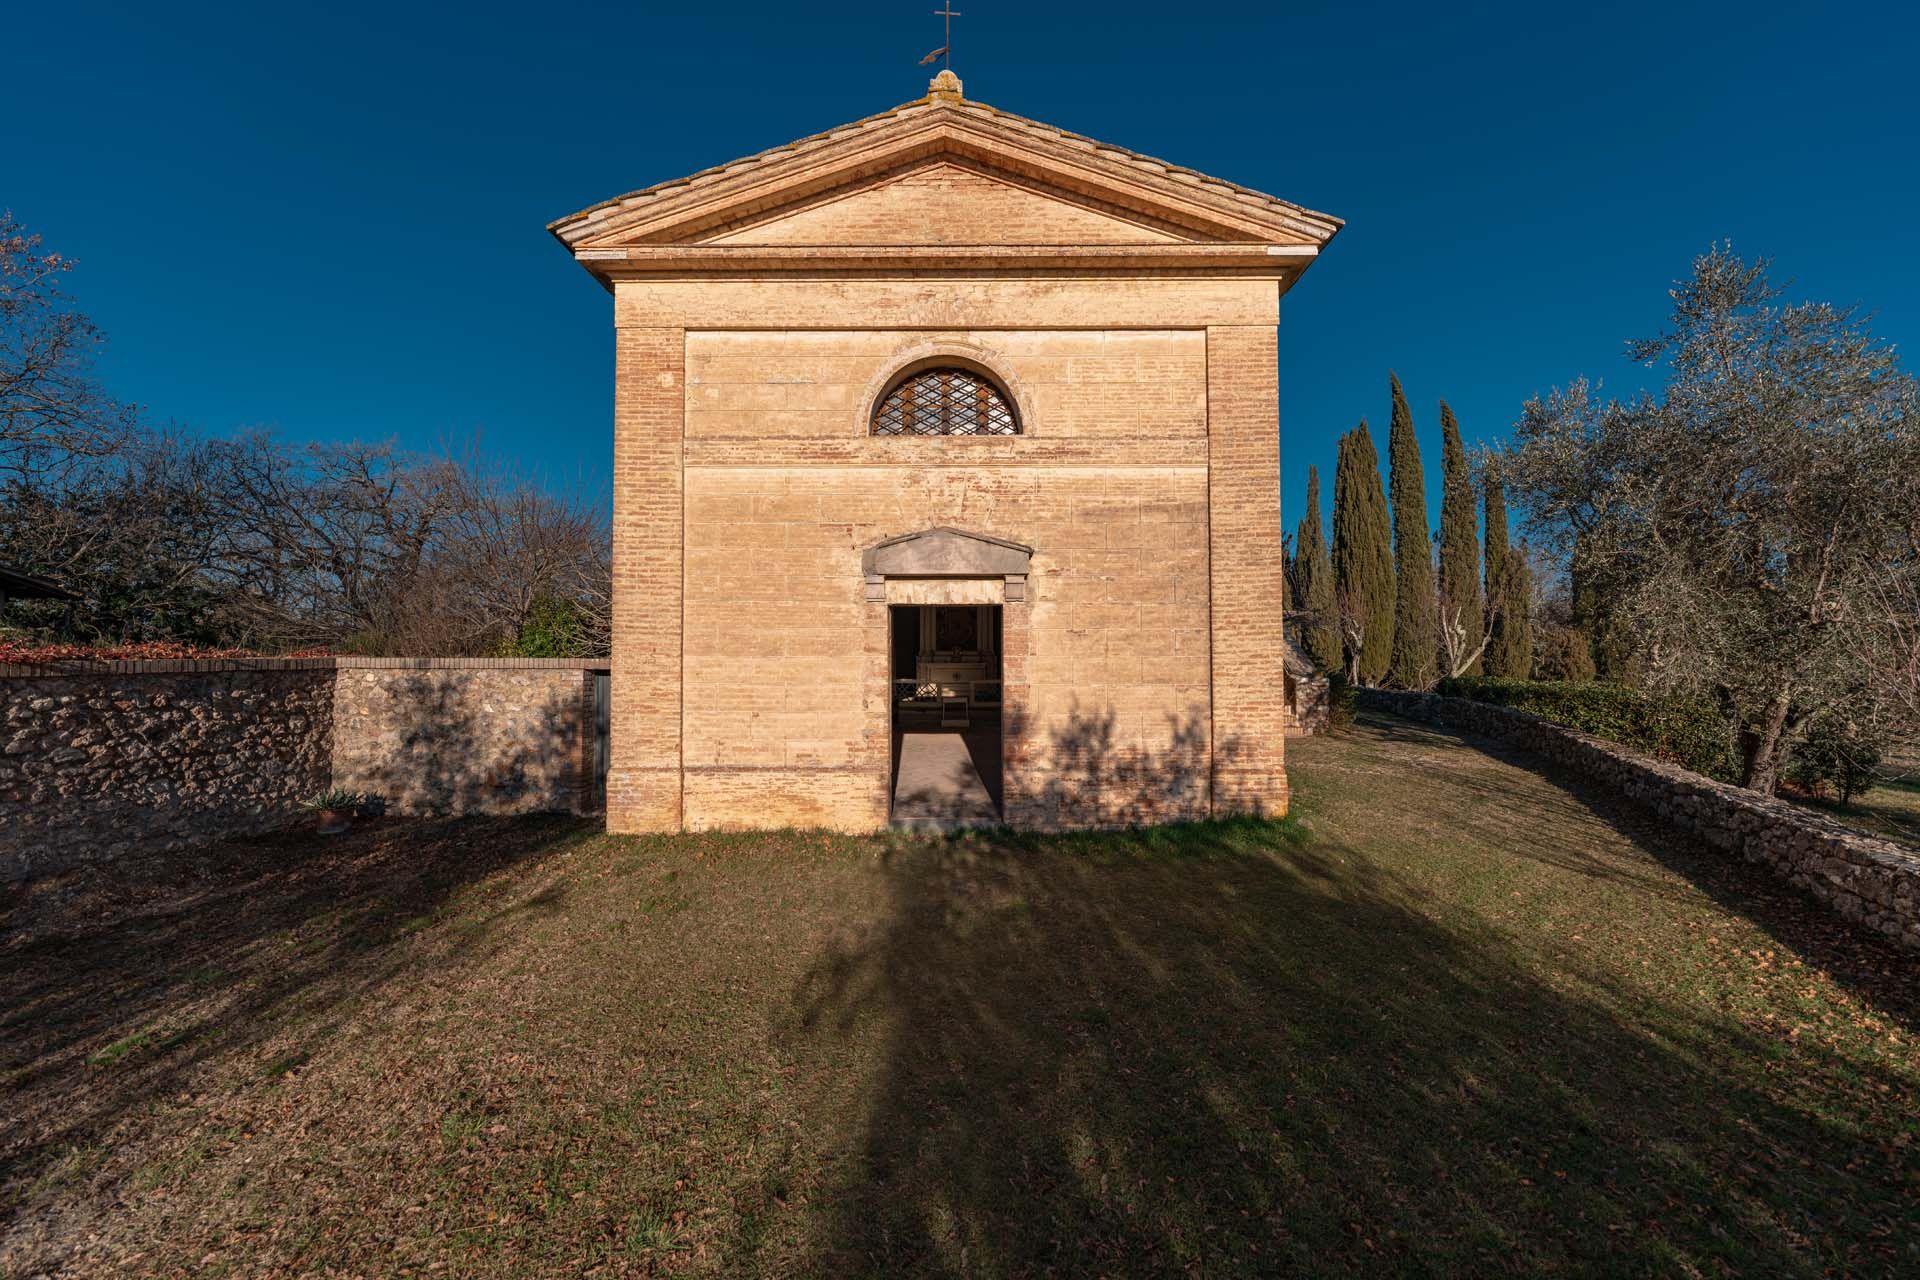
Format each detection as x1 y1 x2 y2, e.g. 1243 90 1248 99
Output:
3 712 1916 1277
1800 743 1920 846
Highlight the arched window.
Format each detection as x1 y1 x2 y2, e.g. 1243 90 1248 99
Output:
871 366 1020 436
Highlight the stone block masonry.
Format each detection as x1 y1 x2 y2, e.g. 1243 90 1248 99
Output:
619 311 1290 833
0 657 606 881
1359 689 1920 951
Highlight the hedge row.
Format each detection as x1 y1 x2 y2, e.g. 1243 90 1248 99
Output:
1436 677 1739 783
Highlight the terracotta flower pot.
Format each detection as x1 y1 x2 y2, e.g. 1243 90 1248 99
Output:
316 809 354 836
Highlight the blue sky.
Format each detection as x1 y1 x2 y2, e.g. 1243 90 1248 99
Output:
10 2 1918 532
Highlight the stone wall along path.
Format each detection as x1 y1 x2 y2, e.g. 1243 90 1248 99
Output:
1359 689 1920 951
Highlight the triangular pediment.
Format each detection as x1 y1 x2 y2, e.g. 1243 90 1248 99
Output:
699 159 1191 247
551 83 1343 268
862 527 1033 579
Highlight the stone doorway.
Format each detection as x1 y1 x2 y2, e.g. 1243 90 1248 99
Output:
862 527 1031 830
888 603 1004 828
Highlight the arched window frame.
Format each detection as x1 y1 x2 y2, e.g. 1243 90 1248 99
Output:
865 351 1027 438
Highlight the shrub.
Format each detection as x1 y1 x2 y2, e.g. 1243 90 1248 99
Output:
1786 721 1883 805
0 639 330 664
1438 676 1737 782
1532 628 1596 683
495 596 592 659
1326 673 1357 735
299 787 365 813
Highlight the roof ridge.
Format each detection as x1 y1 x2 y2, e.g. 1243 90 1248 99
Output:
549 92 1342 246
949 99 1340 231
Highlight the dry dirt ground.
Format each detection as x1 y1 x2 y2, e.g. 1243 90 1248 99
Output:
3 711 1916 1277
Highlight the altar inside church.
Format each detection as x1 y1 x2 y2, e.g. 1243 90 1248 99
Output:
890 604 1004 727
888 603 1005 824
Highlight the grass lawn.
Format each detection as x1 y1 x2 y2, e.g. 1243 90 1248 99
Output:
4 711 1917 1276
1797 744 1920 848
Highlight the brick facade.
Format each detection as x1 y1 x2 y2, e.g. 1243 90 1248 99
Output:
554 74 1341 832
607 325 685 830
1205 325 1290 815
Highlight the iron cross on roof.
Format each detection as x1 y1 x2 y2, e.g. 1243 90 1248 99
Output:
921 5 959 68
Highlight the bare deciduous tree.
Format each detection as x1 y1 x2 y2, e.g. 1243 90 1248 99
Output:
198 435 610 655
0 213 139 484
0 211 613 657
3 426 613 656
1436 585 1491 680
399 450 611 655
1334 585 1369 684
0 430 234 643
206 433 464 649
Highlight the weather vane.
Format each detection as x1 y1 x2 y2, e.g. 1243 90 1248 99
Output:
920 5 959 69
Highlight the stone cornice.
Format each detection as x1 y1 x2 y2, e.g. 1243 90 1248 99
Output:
549 91 1343 285
576 242 1316 279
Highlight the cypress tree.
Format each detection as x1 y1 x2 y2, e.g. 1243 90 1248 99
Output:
1386 375 1437 688
1569 530 1632 680
1435 402 1482 677
1293 466 1340 672
1483 469 1518 677
1333 421 1395 685
1501 545 1536 678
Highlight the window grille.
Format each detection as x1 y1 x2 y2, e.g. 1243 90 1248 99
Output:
871 367 1019 436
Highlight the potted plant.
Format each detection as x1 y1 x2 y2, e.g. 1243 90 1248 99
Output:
301 787 366 835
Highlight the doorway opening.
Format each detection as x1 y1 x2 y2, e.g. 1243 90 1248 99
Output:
888 603 1003 827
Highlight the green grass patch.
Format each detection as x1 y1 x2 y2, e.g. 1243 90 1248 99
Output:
9 727 1917 1277
86 1025 194 1068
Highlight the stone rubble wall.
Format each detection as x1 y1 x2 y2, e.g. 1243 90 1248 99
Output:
0 667 335 881
1285 673 1330 738
0 658 607 881
330 665 598 818
1358 689 1920 951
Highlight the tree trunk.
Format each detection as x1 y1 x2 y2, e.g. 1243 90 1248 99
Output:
1739 691 1794 794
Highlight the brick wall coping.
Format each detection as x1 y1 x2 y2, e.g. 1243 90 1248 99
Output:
0 656 612 678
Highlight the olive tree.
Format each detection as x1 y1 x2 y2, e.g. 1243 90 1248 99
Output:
1499 247 1920 793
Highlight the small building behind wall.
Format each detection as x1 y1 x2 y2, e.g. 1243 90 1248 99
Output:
0 565 79 612
551 71 1342 831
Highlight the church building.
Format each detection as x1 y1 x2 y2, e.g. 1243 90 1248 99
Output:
550 71 1341 832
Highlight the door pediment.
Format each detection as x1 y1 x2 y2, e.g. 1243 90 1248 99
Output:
863 527 1033 579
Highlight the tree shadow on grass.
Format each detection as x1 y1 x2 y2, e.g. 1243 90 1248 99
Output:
0 812 594 1234
769 818 1916 1277
1355 709 1920 1039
